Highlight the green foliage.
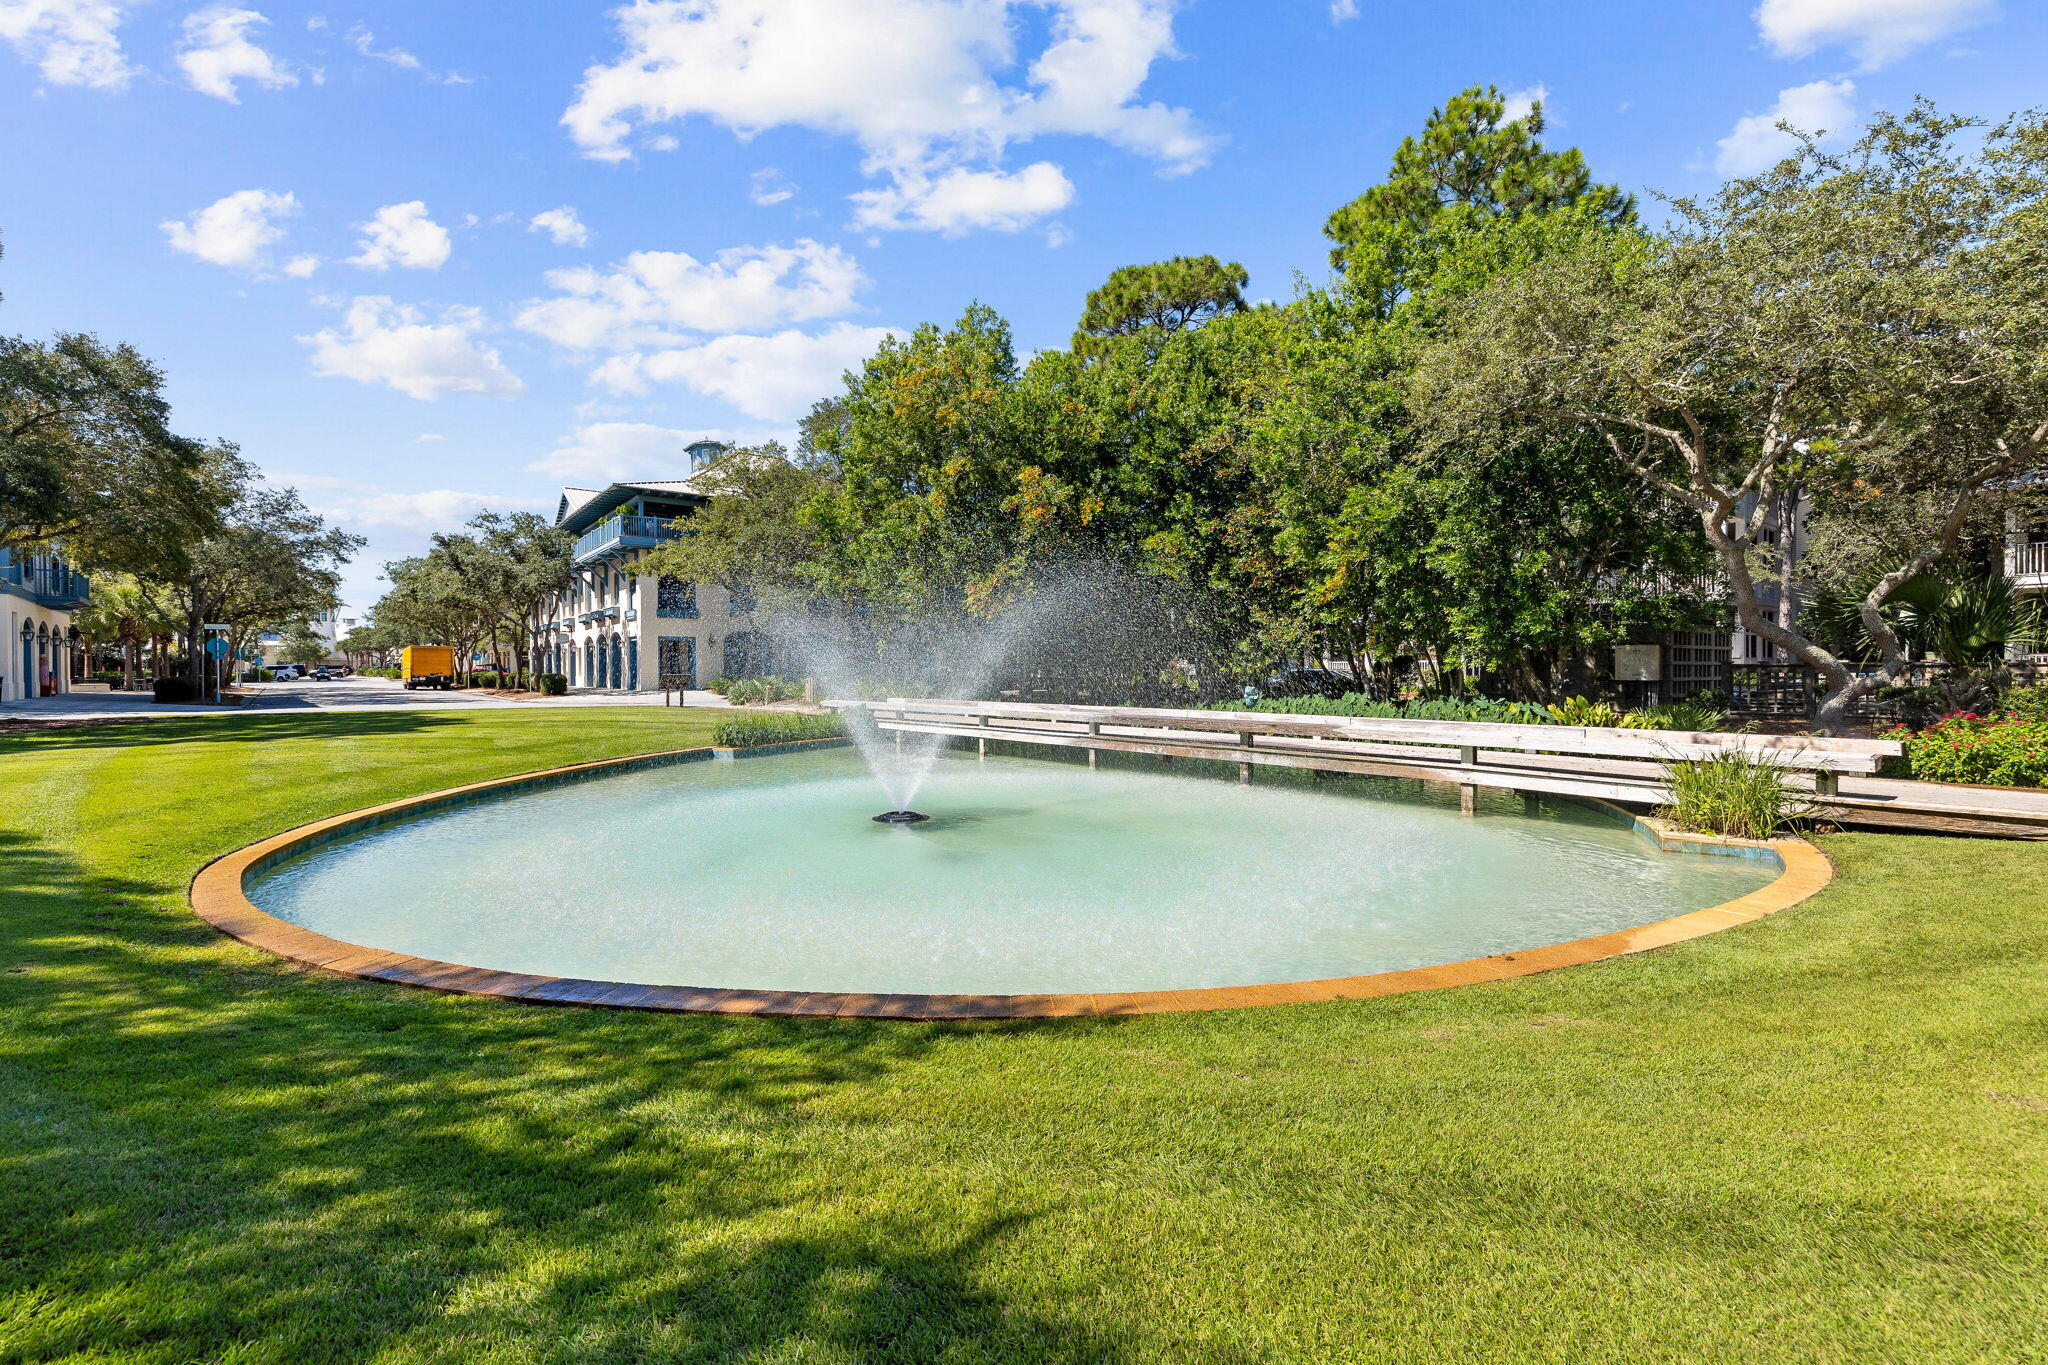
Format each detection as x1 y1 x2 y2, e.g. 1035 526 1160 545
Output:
1543 696 1649 728
2000 683 2048 722
0 329 228 576
1662 751 1812 839
1222 693 1551 724
1323 84 1634 278
1418 102 2048 730
1891 714 2048 787
720 675 804 706
1632 699 1732 733
1072 254 1248 355
277 623 328 665
711 711 845 748
538 672 568 696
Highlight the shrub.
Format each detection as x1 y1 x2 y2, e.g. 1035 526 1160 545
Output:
1999 683 2048 722
1632 699 1732 732
713 712 844 749
151 677 197 704
706 677 733 695
538 673 567 696
724 678 767 705
358 667 399 679
1544 696 1651 728
1891 714 2048 788
1220 693 1551 725
1661 750 1812 839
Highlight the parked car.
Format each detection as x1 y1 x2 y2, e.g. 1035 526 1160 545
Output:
271 664 302 682
310 665 338 681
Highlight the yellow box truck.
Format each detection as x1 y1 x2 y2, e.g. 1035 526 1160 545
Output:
401 646 456 690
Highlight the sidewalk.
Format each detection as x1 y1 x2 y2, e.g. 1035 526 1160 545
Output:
0 679 736 724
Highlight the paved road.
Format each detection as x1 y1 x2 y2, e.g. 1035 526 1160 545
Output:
0 677 734 721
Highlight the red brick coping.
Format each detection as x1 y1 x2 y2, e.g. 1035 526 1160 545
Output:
188 745 1834 1020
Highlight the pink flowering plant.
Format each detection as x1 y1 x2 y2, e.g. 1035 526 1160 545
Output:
1888 698 2048 788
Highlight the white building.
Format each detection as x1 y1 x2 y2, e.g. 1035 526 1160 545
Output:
535 442 768 690
1 548 89 701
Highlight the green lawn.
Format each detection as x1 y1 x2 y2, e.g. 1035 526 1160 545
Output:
1 709 2044 1363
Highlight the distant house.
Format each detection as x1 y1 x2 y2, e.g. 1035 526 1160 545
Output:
535 441 766 690
1 548 90 701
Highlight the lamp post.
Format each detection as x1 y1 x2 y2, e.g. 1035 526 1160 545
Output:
16 619 31 702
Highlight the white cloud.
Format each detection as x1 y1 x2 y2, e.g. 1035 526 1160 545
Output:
301 296 525 401
592 321 901 421
414 432 446 443
529 206 590 247
349 201 453 270
1329 0 1358 21
527 421 784 481
850 161 1074 234
161 188 300 270
1716 79 1857 176
749 167 796 206
309 487 547 531
561 0 1210 233
176 6 295 101
283 253 319 277
516 238 866 350
345 23 470 84
0 0 141 88
1501 83 1548 126
1755 0 1997 69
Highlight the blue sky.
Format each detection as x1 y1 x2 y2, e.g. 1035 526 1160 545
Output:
3 0 2043 610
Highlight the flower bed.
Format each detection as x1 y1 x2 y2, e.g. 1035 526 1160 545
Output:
1888 713 2048 788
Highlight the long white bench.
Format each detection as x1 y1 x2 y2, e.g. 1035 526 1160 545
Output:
826 697 1904 811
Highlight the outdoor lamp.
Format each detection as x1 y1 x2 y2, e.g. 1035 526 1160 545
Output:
19 621 31 643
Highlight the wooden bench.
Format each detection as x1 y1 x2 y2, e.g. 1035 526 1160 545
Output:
826 697 1903 812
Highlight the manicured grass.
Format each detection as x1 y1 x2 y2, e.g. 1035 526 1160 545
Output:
2 708 2044 1363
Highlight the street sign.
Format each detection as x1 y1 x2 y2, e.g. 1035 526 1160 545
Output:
205 637 229 658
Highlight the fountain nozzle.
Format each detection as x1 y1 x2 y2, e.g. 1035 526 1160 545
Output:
872 810 931 826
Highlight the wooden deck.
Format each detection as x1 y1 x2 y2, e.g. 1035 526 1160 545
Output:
834 699 2048 839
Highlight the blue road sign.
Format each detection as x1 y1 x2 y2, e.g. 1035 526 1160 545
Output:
205 637 229 658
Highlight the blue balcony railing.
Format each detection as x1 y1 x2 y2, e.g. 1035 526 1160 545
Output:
0 550 90 610
573 514 685 564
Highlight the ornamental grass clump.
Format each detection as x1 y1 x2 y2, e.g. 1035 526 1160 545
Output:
712 712 844 749
1889 713 2048 788
1661 750 1812 839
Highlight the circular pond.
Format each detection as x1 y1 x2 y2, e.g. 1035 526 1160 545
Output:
245 748 1778 997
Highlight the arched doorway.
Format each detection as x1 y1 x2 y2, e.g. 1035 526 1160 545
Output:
610 634 624 689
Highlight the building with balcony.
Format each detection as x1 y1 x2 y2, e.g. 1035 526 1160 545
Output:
1 547 90 702
534 441 767 690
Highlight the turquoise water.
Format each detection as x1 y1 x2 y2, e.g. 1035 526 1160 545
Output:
249 749 1774 995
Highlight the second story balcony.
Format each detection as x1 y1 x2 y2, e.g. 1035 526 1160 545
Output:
573 514 685 565
0 550 90 611
2008 538 2048 591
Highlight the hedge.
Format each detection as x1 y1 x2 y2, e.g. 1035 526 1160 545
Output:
1890 713 2048 788
712 712 844 749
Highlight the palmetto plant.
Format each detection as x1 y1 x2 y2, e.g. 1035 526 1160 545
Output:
1808 570 2044 667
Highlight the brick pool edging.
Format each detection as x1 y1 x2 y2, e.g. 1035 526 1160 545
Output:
187 743 1834 1020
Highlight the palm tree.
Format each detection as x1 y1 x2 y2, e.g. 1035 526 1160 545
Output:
70 575 179 689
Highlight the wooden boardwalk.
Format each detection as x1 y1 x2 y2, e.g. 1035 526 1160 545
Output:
835 699 2048 839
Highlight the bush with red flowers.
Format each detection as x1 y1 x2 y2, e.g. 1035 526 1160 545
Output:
1888 710 2048 788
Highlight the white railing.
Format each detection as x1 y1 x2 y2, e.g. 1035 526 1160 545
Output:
2008 540 2048 580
